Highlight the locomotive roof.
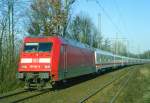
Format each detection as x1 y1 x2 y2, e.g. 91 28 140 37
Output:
61 37 93 50
25 36 93 50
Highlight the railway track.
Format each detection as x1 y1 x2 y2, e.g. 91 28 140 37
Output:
109 70 134 103
0 88 53 103
79 69 134 103
0 89 28 100
144 88 150 103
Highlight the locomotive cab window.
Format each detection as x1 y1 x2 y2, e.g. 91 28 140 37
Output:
38 43 53 52
24 42 53 52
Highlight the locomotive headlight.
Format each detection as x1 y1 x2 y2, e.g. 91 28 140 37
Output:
44 66 47 68
44 65 50 68
21 65 27 69
44 65 48 68
47 65 50 68
21 58 32 63
39 58 51 63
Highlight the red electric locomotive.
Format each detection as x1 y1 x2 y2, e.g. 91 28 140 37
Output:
17 36 95 88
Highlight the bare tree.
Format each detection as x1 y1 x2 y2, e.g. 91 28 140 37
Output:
28 0 75 37
0 0 27 93
69 14 103 47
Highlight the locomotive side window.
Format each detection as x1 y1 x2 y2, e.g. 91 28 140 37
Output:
24 42 53 52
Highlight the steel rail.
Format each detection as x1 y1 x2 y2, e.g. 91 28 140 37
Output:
0 89 28 99
11 88 52 103
0 87 53 103
109 70 134 103
79 70 130 103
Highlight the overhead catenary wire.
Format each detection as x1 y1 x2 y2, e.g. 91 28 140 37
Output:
112 0 128 34
95 0 122 34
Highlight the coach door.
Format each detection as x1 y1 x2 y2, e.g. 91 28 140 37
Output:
61 44 67 78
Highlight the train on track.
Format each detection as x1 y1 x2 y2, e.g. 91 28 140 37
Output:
17 36 150 89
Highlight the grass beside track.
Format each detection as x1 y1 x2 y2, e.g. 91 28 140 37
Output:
84 64 150 103
117 64 150 103
84 67 134 103
0 88 53 103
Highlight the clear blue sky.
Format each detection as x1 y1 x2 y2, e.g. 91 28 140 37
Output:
72 0 150 54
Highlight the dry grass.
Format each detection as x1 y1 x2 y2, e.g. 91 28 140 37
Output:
116 64 150 103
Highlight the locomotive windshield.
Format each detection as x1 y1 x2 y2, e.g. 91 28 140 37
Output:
24 42 53 52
